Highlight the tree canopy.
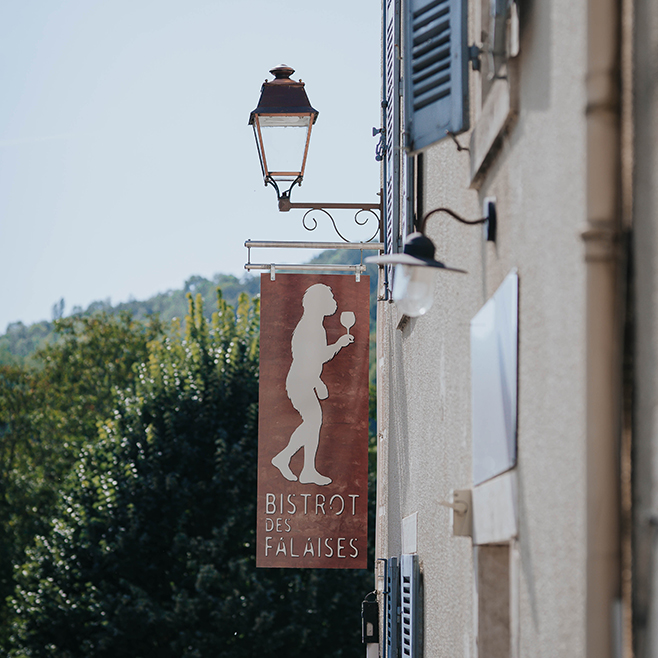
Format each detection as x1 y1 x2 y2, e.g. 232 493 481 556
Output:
0 312 159 643
4 292 373 658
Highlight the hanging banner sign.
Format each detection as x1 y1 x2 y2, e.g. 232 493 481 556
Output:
257 274 370 569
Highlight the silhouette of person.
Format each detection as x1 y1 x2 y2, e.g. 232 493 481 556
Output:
271 283 355 485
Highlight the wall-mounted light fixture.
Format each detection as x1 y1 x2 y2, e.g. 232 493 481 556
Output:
366 201 497 317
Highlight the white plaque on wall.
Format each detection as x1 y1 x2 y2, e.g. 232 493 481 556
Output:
471 270 518 486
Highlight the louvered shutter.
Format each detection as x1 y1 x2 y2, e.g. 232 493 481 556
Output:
400 554 420 657
383 0 401 259
385 557 400 657
404 0 469 152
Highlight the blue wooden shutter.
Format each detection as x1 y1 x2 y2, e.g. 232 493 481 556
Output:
400 554 420 657
404 0 469 152
385 557 400 657
383 0 402 260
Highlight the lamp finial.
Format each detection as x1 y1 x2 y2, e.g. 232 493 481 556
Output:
269 65 295 80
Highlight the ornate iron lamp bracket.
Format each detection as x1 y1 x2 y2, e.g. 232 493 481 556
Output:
278 194 383 244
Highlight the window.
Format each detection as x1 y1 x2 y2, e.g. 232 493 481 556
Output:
469 0 520 184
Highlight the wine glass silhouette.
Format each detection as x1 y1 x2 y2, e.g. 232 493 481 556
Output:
340 311 356 336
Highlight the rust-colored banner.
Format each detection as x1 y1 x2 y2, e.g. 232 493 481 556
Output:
257 274 370 569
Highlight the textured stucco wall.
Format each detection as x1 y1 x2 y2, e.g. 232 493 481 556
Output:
377 0 589 655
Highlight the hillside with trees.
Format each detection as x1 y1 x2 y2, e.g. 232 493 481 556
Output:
0 274 259 367
0 249 378 368
0 252 379 656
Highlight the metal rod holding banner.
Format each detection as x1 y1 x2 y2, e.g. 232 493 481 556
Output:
244 240 382 282
245 263 367 282
245 264 367 272
245 240 385 250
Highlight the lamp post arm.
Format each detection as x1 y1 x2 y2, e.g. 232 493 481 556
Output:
278 198 382 212
419 202 497 242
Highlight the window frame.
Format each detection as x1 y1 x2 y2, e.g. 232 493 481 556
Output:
468 0 520 186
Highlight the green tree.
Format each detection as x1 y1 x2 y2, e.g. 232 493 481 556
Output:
9 294 372 658
0 321 54 366
0 313 159 646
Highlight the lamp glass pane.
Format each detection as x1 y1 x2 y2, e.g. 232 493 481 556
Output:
258 118 311 181
392 264 435 317
259 114 311 128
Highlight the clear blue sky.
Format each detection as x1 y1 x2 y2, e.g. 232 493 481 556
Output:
0 0 381 332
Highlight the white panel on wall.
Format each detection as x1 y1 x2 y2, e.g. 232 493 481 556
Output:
471 270 519 486
402 512 418 554
472 470 518 544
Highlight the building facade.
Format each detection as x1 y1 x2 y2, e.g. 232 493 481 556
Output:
371 0 656 656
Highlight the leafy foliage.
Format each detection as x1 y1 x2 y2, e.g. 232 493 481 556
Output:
0 321 55 366
0 314 159 645
108 274 260 325
7 293 373 658
0 274 259 367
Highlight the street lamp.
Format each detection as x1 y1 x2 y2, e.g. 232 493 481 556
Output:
249 65 319 205
245 66 383 280
365 203 496 317
249 66 381 231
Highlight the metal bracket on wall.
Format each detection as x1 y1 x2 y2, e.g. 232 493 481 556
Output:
438 489 473 537
244 240 384 282
277 194 383 243
373 126 386 161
